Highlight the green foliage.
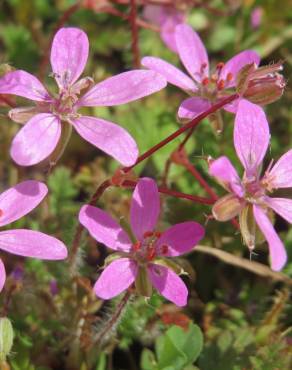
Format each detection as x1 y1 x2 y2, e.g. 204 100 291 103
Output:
0 1 291 369
141 324 203 370
48 166 78 216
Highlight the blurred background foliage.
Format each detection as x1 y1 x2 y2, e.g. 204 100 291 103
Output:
0 0 291 369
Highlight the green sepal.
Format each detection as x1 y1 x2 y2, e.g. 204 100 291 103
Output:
119 217 137 244
154 258 187 276
49 120 72 166
135 266 152 298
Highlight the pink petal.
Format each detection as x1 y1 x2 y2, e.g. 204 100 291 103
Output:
156 221 205 257
78 70 167 107
143 5 185 53
0 70 51 102
148 264 188 306
0 229 67 260
10 113 61 166
264 197 292 223
178 97 211 121
220 50 260 87
234 100 270 178
93 258 138 299
160 9 185 53
130 178 160 240
209 156 244 197
253 205 287 271
141 57 196 92
160 21 179 53
267 149 292 188
79 205 132 252
0 259 6 292
175 24 209 82
50 27 89 89
71 116 138 166
0 181 47 227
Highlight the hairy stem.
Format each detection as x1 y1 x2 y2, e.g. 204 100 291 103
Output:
94 290 132 346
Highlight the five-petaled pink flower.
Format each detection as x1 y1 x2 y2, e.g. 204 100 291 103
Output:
143 4 186 53
79 177 205 306
0 180 67 292
0 27 167 167
142 24 263 120
209 100 292 271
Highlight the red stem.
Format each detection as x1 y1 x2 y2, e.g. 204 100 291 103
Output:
123 94 239 173
104 7 159 31
181 161 239 229
129 0 141 68
183 161 217 200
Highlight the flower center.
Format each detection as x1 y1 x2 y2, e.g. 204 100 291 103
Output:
52 90 79 119
131 230 169 264
0 209 3 218
198 62 233 99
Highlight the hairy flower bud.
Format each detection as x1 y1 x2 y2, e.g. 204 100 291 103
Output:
236 61 285 106
0 318 14 362
212 194 244 222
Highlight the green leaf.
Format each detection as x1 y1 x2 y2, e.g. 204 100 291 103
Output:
141 348 158 370
155 324 203 370
166 324 204 364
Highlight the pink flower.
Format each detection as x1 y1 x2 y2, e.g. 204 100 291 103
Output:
0 27 167 167
209 100 292 271
0 180 67 292
143 4 186 53
251 7 263 29
142 24 263 120
79 178 205 306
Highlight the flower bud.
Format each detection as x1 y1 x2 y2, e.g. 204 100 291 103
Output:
212 194 244 222
0 317 14 362
135 267 152 298
236 61 285 106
